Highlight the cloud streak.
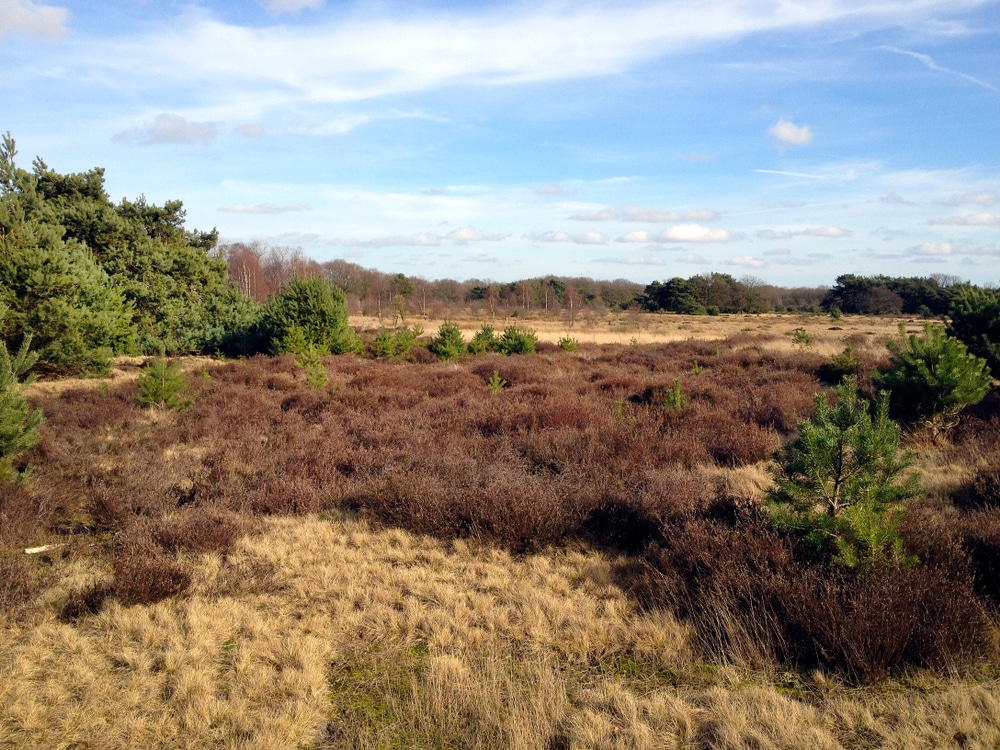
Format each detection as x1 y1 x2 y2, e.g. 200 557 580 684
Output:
881 45 998 92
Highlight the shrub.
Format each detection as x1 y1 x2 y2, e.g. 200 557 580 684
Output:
429 321 465 360
0 334 43 482
818 345 863 385
791 327 812 349
768 377 921 571
496 325 538 355
557 336 578 352
137 357 193 410
467 324 498 355
112 551 192 605
874 324 991 441
263 276 362 355
370 326 423 359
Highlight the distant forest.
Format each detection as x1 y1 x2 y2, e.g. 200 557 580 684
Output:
1 134 995 375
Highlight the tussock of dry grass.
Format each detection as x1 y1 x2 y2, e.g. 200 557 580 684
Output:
3 512 1000 749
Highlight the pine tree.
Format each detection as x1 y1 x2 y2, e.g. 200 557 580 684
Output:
874 324 991 441
768 377 921 571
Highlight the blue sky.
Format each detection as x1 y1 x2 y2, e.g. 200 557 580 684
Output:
3 0 999 286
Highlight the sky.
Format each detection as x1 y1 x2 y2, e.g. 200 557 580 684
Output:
2 0 999 287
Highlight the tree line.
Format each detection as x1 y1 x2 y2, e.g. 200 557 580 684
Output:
3 135 999 377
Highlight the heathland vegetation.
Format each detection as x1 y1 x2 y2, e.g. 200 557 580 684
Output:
3 138 1000 747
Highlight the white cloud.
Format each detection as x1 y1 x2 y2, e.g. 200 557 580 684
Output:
445 226 505 243
596 255 668 266
529 231 573 243
572 206 718 223
657 224 732 243
728 256 766 268
755 226 852 240
768 117 814 146
341 233 442 248
264 0 323 15
113 113 219 146
218 203 310 214
912 242 953 255
0 0 67 38
617 230 655 243
678 254 707 264
763 248 792 256
570 207 619 221
929 212 1000 226
573 232 609 245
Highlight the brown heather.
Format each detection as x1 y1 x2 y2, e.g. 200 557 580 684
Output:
1 322 999 747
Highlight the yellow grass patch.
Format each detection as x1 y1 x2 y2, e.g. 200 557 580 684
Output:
3 512 999 748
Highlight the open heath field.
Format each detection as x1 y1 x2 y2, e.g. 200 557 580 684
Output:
3 316 1000 749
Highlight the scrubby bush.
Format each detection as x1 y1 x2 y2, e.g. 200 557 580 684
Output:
467 324 498 355
768 377 921 571
874 324 991 441
496 325 538 355
429 321 465 360
371 326 423 359
137 356 193 410
557 336 578 352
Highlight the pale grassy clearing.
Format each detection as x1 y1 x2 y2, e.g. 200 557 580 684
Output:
3 512 999 749
352 311 912 350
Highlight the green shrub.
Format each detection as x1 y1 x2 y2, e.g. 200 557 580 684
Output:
557 336 578 352
947 286 1000 378
0 334 42 483
467 324 498 355
137 357 193 411
264 277 361 356
486 370 506 397
429 322 465 360
371 326 423 359
791 327 812 349
818 345 863 384
768 377 921 571
662 379 685 413
874 324 991 441
496 325 537 355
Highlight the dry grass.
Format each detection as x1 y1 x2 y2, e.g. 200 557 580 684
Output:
354 311 908 350
2 512 999 749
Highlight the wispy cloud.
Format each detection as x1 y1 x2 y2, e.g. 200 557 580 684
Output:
756 226 852 240
66 2 996 122
218 203 310 214
0 0 67 39
536 183 565 196
572 206 718 222
929 212 1000 226
880 45 997 92
445 226 505 243
596 255 668 266
113 113 219 146
728 256 766 268
263 0 323 16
